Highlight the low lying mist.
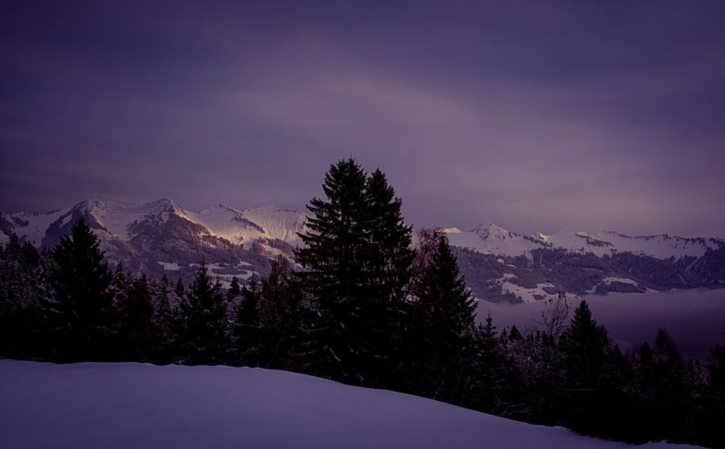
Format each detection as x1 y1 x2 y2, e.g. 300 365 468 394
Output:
478 288 725 359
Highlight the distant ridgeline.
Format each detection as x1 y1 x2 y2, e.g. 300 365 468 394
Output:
446 226 725 303
2 199 724 303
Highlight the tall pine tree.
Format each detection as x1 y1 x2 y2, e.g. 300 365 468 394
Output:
151 275 181 363
296 159 369 382
558 300 614 434
295 159 413 386
364 169 414 303
117 274 154 361
699 333 725 448
409 229 476 403
49 218 114 361
256 257 303 368
181 262 228 364
362 169 415 386
233 279 262 366
560 300 610 389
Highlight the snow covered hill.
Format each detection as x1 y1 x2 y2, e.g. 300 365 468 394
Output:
0 360 702 449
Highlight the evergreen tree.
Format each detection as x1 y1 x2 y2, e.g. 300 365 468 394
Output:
181 263 228 364
151 275 180 363
361 169 415 386
175 278 186 300
117 274 154 360
645 329 693 442
0 235 48 358
560 301 636 437
49 219 114 361
227 276 242 303
409 229 476 403
296 159 369 305
466 315 520 415
110 263 131 305
630 340 662 441
699 333 725 448
233 279 261 366
560 301 610 388
257 256 304 368
295 159 413 385
364 169 414 301
107 263 130 356
505 328 563 424
508 325 523 341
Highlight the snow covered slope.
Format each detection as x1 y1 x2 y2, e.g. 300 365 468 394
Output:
81 199 178 240
181 204 306 246
445 224 543 257
0 360 700 449
0 208 69 246
445 224 723 260
540 230 721 259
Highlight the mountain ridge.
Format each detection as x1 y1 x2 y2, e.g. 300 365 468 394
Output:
1 198 723 303
444 224 723 260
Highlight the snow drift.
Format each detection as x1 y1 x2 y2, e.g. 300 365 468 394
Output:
0 360 701 449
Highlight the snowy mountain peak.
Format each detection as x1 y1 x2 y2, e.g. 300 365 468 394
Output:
148 198 177 211
176 203 306 245
474 223 518 240
69 199 179 240
445 224 541 257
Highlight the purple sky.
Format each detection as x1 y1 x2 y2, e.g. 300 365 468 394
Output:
2 1 724 237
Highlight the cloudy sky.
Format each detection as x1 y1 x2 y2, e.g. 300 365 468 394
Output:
2 1 724 237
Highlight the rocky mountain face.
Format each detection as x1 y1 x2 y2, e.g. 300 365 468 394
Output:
2 199 723 303
0 199 306 287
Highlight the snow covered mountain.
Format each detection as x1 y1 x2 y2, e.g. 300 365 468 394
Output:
444 224 544 258
1 200 723 303
0 360 701 449
0 199 307 285
444 224 725 303
445 224 723 260
447 224 725 303
180 204 306 247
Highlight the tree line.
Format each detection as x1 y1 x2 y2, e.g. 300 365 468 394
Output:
0 159 724 448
